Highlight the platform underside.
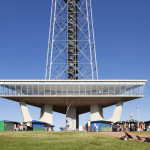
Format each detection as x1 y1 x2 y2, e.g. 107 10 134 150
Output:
0 80 146 114
2 96 142 114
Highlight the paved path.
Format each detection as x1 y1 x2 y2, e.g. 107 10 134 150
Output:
96 132 150 142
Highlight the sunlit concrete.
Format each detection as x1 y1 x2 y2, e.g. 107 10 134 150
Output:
39 104 53 124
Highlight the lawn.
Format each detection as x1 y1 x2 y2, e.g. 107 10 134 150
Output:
0 131 150 150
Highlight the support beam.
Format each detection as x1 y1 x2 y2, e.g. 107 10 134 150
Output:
90 104 104 121
76 113 79 130
107 101 123 123
39 104 53 124
67 106 76 130
20 101 32 122
66 0 79 79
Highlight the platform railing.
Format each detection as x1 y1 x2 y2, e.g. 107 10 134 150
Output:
0 81 146 97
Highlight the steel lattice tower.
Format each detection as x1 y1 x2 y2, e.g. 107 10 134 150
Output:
45 0 98 80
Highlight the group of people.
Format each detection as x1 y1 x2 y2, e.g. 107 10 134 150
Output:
15 123 28 131
113 122 150 132
114 123 137 132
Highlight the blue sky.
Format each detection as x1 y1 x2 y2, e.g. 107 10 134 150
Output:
0 0 150 131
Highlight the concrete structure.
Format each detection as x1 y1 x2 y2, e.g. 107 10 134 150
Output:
90 105 104 121
107 101 123 122
20 101 32 122
20 101 53 124
0 80 147 130
39 105 53 124
0 0 148 130
67 107 77 130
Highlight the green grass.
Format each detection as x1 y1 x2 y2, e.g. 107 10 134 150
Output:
0 131 150 150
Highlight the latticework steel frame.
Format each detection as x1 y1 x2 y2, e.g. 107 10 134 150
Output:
45 0 98 80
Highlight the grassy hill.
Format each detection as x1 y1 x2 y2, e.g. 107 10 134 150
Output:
0 131 149 150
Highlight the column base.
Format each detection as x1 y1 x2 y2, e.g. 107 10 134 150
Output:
20 101 32 122
66 107 77 130
90 104 104 121
39 104 53 124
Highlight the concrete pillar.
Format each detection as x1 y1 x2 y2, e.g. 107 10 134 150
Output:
67 106 76 130
20 101 32 122
76 113 79 130
90 104 104 121
108 101 123 123
39 104 53 124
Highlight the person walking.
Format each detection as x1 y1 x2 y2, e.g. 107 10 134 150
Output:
131 123 134 131
17 124 20 131
94 124 97 132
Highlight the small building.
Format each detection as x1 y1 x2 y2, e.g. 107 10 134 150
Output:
32 120 44 131
26 120 55 131
91 120 112 132
0 120 19 131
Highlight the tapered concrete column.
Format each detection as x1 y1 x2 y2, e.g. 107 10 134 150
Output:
108 101 123 123
39 104 53 124
67 107 76 130
90 104 104 121
20 101 32 122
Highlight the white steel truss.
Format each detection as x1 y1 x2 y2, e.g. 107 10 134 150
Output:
45 0 98 80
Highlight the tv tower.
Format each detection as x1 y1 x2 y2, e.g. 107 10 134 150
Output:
0 0 147 131
45 0 98 80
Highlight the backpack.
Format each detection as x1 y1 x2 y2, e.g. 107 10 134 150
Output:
144 138 150 142
120 136 128 141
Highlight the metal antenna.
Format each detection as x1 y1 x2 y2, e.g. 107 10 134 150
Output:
45 0 98 80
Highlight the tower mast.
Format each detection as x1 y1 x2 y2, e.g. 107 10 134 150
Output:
45 0 98 80
65 0 79 80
